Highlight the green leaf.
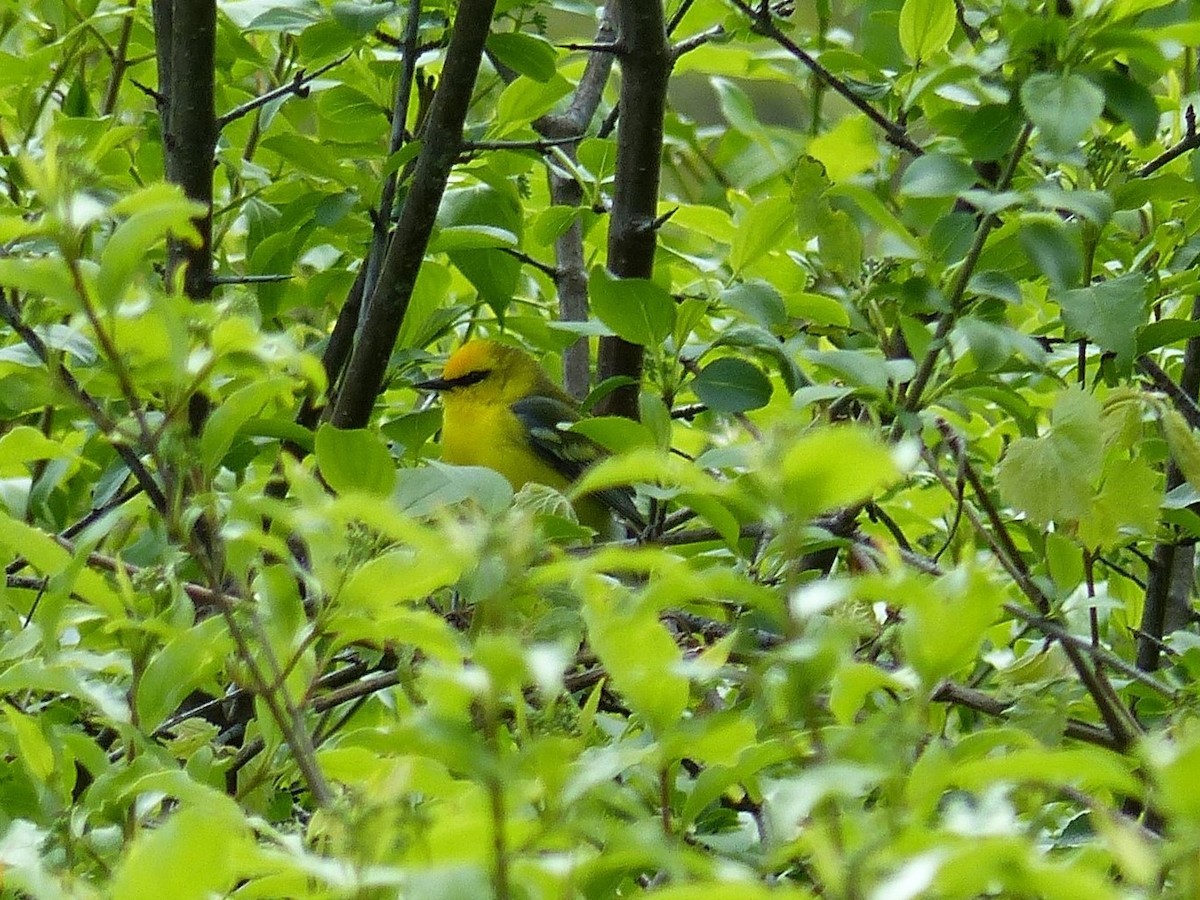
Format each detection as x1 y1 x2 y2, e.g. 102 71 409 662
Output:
136 617 233 731
330 1 394 35
722 280 787 329
1137 319 1200 354
487 32 558 82
582 588 687 734
1020 72 1106 154
959 103 1023 161
199 376 295 472
315 424 396 496
1059 273 1147 368
394 462 513 517
691 357 773 413
4 707 55 782
996 390 1105 524
108 806 249 900
588 266 676 345
1099 68 1160 145
1019 217 1082 290
776 426 902 518
0 513 122 616
341 546 466 608
568 416 656 453
1077 456 1161 549
438 186 523 311
99 185 203 308
1162 409 1200 492
494 74 572 135
898 0 956 62
816 206 864 278
898 567 1004 683
900 152 978 198
529 205 581 246
0 425 75 476
792 156 832 239
0 257 80 310
785 291 850 327
428 224 519 252
807 113 880 182
730 196 794 274
1030 186 1113 226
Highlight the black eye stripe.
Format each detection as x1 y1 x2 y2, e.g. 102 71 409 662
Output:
447 369 490 388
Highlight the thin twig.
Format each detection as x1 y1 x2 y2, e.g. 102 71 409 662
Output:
209 273 293 285
1136 104 1198 177
899 123 1033 415
462 135 585 152
725 0 922 156
500 247 558 278
1138 355 1200 429
932 681 1120 750
0 294 168 515
217 53 351 129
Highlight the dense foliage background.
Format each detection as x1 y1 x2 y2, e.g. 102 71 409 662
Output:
3 0 1200 896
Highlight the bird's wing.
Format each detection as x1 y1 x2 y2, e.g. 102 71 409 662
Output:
510 395 645 528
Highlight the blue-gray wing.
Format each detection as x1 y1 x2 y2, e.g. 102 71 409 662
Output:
510 395 645 527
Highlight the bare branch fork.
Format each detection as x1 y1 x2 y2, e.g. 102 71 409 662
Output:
725 0 922 156
921 439 1146 751
217 52 352 129
0 295 169 515
1136 103 1198 177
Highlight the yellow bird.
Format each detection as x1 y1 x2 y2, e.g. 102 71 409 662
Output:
416 339 643 535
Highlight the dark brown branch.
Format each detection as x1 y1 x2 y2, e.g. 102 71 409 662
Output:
899 124 1033 415
158 0 217 300
1136 104 1197 177
595 1 670 418
932 681 1121 751
0 295 169 516
559 41 623 54
208 273 292 285
331 0 498 428
500 247 558 278
462 135 586 152
216 53 351 129
920 442 1150 749
536 7 619 398
101 0 138 116
1138 354 1200 429
1137 297 1200 670
725 0 922 156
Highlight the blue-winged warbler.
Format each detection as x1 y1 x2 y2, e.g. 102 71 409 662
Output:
417 339 643 534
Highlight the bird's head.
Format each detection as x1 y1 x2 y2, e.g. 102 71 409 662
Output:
416 339 550 406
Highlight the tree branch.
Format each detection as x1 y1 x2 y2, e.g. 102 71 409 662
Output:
1137 296 1200 670
536 5 620 398
725 0 922 156
1136 104 1197 177
596 0 670 418
216 52 351 129
899 123 1033 416
0 295 169 516
331 0 498 428
157 0 217 300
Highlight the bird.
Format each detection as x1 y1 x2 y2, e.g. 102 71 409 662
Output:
416 338 644 536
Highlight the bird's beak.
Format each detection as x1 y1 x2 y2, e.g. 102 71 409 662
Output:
414 376 451 391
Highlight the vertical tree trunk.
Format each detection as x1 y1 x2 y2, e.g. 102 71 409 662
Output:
331 0 498 429
155 0 217 300
596 2 669 419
